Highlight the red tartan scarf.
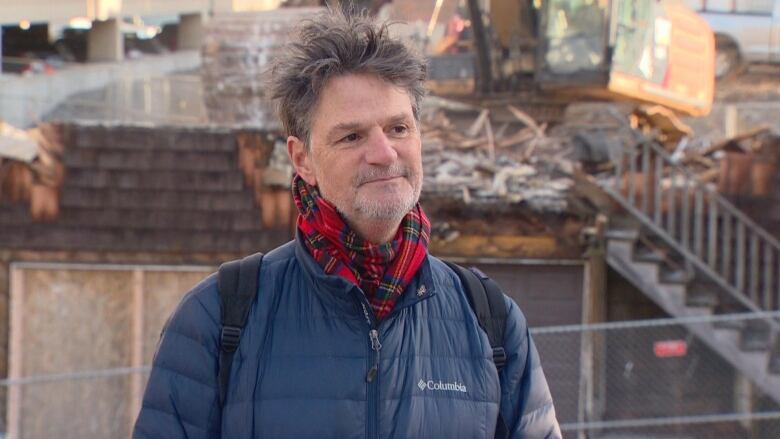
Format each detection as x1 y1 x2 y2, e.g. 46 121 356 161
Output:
292 174 431 320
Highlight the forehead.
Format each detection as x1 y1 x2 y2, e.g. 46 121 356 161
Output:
309 73 415 135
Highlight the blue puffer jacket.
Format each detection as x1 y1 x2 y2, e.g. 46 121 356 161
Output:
134 238 561 438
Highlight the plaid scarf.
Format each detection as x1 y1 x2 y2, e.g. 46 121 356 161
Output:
292 174 430 320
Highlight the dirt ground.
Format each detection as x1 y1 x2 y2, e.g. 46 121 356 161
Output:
715 63 780 103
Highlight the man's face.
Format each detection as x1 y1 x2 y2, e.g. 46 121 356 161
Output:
289 73 423 227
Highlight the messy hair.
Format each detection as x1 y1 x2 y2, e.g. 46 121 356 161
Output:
268 9 427 148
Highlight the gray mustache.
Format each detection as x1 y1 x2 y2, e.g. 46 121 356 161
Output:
355 164 410 185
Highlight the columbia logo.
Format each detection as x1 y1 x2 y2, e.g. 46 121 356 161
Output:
416 378 467 393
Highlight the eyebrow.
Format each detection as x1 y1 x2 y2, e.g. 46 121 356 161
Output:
326 112 413 141
326 122 364 141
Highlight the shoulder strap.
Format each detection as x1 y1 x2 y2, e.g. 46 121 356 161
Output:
217 252 264 406
444 261 509 439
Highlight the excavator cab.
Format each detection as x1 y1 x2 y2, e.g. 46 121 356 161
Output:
538 0 609 77
535 0 715 116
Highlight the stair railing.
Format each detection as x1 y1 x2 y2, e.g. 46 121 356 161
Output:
600 139 780 315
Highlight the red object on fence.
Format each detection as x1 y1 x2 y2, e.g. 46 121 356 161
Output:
654 340 688 358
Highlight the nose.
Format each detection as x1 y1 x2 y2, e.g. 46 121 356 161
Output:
364 129 398 166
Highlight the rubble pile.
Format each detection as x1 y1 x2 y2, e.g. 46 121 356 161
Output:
420 97 779 216
420 98 576 213
612 104 776 196
553 104 778 196
682 125 778 197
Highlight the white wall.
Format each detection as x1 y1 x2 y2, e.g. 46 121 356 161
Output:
0 0 87 25
0 0 213 26
0 50 201 128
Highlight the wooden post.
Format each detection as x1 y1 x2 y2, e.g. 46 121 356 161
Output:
7 267 24 439
725 104 738 138
129 269 145 429
578 219 608 439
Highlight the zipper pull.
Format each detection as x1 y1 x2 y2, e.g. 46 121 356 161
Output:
366 365 377 383
366 329 382 383
369 329 382 352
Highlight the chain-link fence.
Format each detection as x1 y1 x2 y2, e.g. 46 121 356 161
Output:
3 312 780 438
0 366 150 438
534 311 780 438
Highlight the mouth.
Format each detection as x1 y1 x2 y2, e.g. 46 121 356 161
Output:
361 175 403 185
357 169 409 187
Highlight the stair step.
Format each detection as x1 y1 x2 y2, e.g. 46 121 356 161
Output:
633 246 666 264
741 338 772 353
714 328 740 346
605 228 639 242
713 318 746 331
659 267 694 285
653 285 685 308
686 287 719 308
607 239 658 282
607 239 633 256
768 338 780 375
658 283 687 303
740 320 772 352
740 351 770 374
683 305 713 318
633 261 661 284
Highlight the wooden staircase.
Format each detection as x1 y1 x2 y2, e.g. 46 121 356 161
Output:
606 227 780 402
598 139 780 404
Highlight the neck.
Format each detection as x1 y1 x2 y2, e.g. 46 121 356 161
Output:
348 217 403 245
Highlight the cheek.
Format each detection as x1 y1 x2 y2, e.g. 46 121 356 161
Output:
314 156 356 193
403 142 423 171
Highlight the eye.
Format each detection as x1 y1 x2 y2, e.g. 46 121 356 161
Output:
391 125 408 135
341 133 360 143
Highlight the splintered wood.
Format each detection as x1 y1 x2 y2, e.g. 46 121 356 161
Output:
0 122 64 222
421 98 574 213
564 103 778 201
237 132 296 230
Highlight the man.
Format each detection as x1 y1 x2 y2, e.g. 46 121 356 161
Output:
134 10 560 439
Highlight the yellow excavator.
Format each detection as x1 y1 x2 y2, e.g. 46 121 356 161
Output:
428 0 716 117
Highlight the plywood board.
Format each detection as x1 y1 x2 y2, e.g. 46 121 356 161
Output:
17 268 133 439
142 270 211 363
7 264 212 439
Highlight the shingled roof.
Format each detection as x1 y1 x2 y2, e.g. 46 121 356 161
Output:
0 123 292 254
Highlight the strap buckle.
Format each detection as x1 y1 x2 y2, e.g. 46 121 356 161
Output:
221 326 242 353
492 347 507 371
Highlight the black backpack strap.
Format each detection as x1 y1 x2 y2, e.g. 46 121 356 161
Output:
217 252 264 406
444 261 509 439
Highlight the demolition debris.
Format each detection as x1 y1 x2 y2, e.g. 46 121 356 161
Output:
421 97 575 213
0 122 65 221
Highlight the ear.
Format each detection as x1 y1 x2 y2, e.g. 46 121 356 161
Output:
287 135 317 186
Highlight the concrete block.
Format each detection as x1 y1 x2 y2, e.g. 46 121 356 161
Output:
178 13 204 50
88 19 124 63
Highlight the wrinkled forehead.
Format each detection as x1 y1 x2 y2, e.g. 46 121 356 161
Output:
308 73 416 138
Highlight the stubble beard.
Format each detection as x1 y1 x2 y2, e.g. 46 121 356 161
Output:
351 162 421 221
317 164 422 224
353 178 421 221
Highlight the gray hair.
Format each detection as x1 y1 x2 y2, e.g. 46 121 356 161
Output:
268 10 427 148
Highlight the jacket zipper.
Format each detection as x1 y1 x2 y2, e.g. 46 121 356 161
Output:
359 300 381 439
356 284 432 438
